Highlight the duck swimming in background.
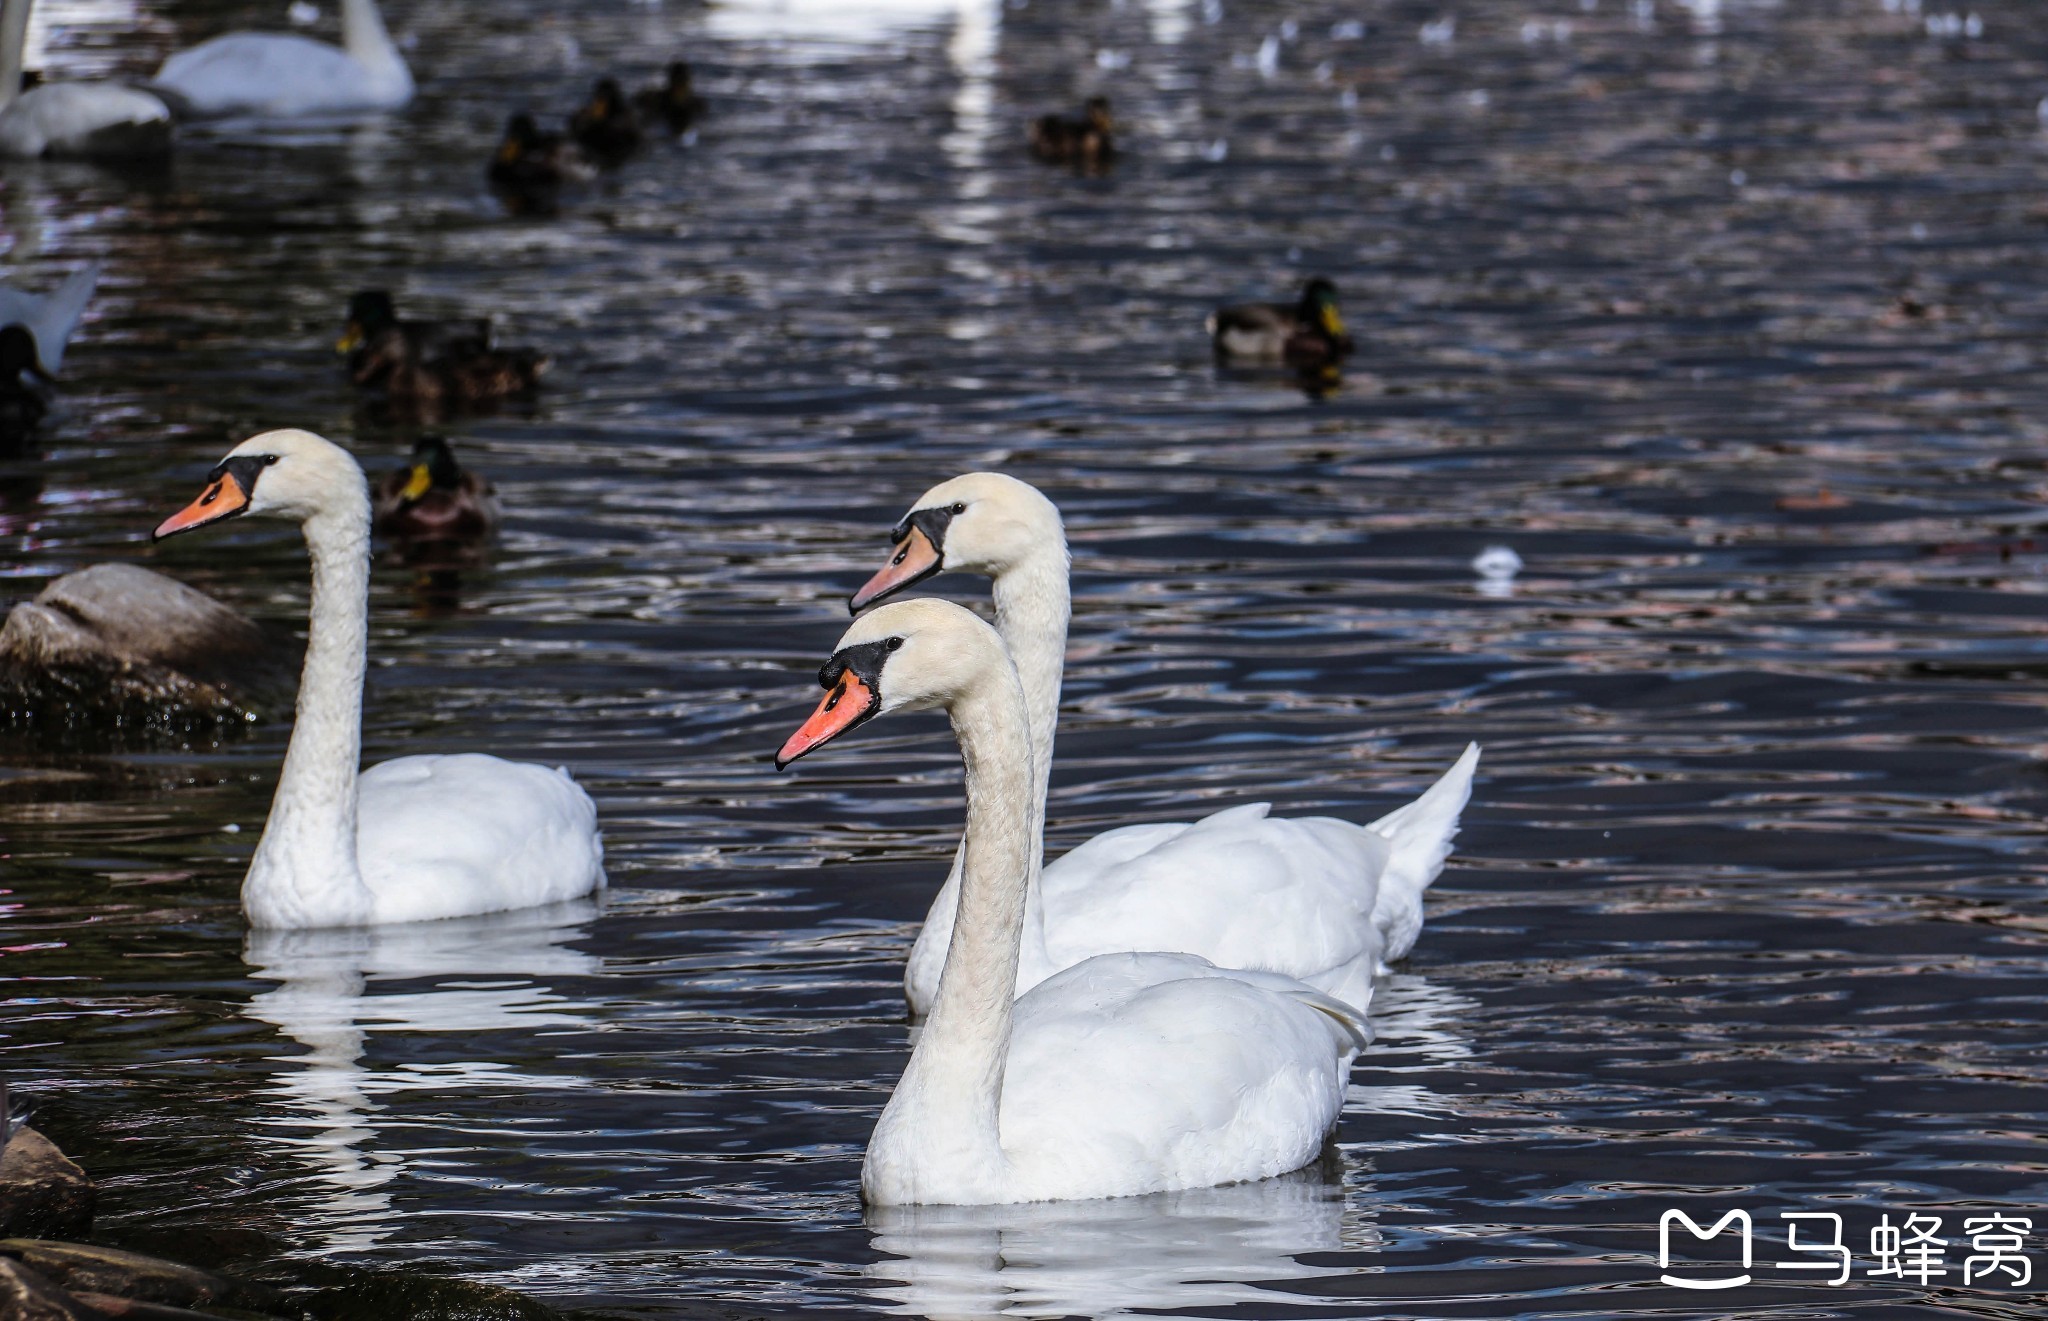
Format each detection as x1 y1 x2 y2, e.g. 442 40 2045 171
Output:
0 325 51 443
487 112 594 203
372 434 500 545
633 60 702 132
569 78 641 159
1208 277 1353 367
152 0 412 119
1028 95 1112 167
343 295 546 406
152 428 603 928
0 0 171 157
337 291 490 369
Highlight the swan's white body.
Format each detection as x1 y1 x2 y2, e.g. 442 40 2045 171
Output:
787 601 1364 1205
155 429 603 929
0 0 170 157
154 0 412 120
867 474 1478 1015
0 260 98 375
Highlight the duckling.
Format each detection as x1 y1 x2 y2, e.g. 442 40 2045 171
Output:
487 112 594 199
336 291 489 372
633 60 703 132
373 435 502 545
569 78 642 160
1207 277 1354 367
1029 95 1113 166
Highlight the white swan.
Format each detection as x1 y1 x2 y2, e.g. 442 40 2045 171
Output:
0 0 170 157
152 0 412 120
852 472 1479 1014
0 260 98 378
778 598 1366 1205
152 428 603 928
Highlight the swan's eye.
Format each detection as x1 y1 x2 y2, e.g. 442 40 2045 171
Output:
886 637 904 651
951 502 966 514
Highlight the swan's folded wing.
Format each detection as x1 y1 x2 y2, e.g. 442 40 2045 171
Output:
1036 803 1388 997
999 953 1356 1199
356 753 604 923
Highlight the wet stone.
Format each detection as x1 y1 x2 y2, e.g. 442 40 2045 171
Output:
0 1130 94 1241
0 1257 98 1321
0 565 274 734
0 1243 285 1315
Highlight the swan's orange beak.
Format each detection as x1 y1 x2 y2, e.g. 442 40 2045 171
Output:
850 525 941 612
776 672 877 768
154 471 253 541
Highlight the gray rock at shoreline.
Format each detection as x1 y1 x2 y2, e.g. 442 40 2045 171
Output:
0 1129 94 1241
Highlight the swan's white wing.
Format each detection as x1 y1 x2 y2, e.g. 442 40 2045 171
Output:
1034 803 1389 1007
0 85 168 162
996 952 1359 1201
356 754 604 924
0 261 99 373
156 34 405 118
1362 743 1479 963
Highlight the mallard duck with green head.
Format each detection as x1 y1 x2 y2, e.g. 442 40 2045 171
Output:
1028 95 1113 166
1207 277 1353 367
373 435 502 544
336 291 489 372
348 317 547 405
633 61 703 132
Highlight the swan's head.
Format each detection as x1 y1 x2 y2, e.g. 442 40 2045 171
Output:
777 598 1006 768
154 429 365 539
850 473 1063 611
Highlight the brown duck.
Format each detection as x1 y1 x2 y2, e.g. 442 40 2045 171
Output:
373 435 502 544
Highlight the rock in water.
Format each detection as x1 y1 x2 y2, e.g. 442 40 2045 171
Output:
0 1257 99 1321
0 565 272 732
0 1129 94 1240
0 1242 285 1314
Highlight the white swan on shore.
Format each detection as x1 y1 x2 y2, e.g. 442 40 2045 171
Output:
153 429 602 928
778 599 1365 1205
152 0 412 120
851 473 1478 1014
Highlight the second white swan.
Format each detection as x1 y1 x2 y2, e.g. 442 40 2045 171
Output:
852 472 1479 1014
153 429 602 928
152 0 413 120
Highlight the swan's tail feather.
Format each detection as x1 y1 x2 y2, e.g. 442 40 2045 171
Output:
1364 742 1479 966
31 260 100 375
1289 985 1373 1054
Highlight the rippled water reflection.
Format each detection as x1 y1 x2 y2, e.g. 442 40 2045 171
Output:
5 0 2048 1317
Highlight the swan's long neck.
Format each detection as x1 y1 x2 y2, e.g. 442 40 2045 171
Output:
874 666 1036 1196
0 0 30 115
990 541 1069 853
244 486 375 929
339 0 408 82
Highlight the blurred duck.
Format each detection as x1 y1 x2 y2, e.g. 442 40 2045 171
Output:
348 324 547 405
337 290 489 369
632 60 702 132
373 435 500 544
487 112 594 200
151 0 411 119
569 77 641 159
1028 95 1112 166
0 0 171 157
1207 277 1353 367
152 429 603 928
0 262 97 442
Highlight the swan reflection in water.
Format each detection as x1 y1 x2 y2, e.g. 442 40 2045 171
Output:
241 900 601 1250
866 1161 1379 1320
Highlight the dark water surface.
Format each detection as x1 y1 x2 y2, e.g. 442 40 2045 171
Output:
5 0 2048 1316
